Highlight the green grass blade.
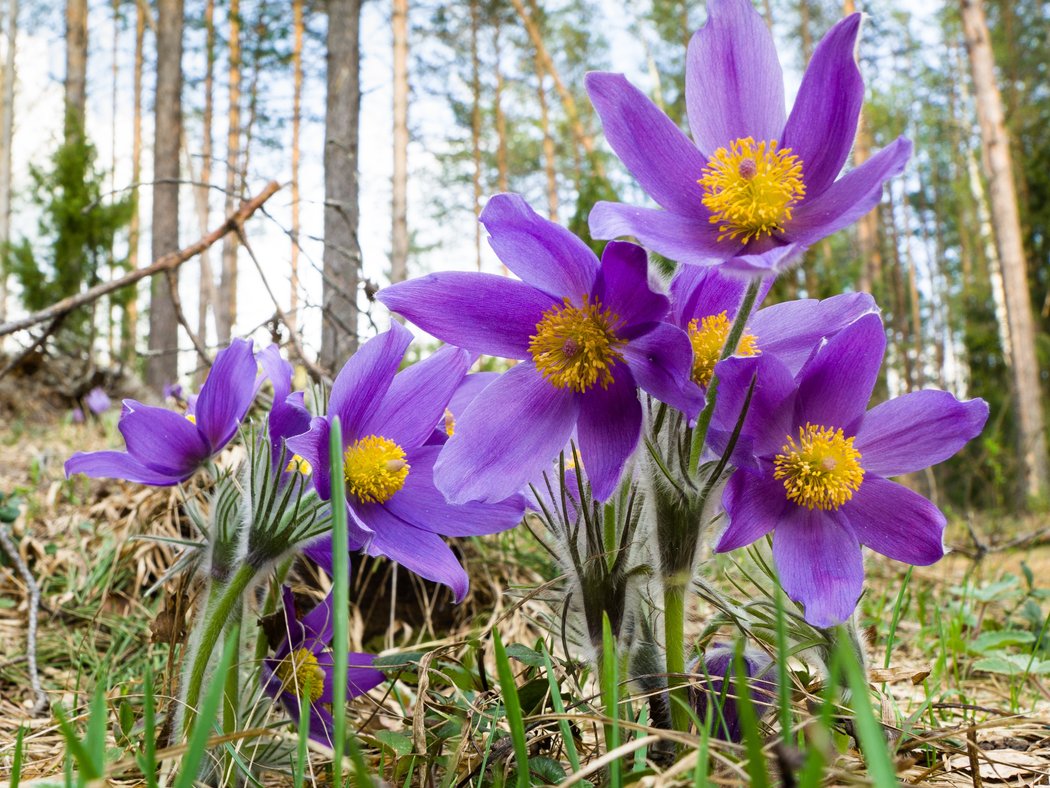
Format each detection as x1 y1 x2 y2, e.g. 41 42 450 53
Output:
884 566 913 670
774 586 793 746
692 724 708 787
294 692 311 788
329 416 350 786
175 626 239 788
85 681 108 778
835 630 897 787
493 628 530 787
732 644 769 788
540 643 581 773
601 613 622 788
11 726 26 788
140 669 158 788
53 704 99 782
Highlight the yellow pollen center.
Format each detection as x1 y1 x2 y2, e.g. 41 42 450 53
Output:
528 296 626 392
274 647 326 702
185 413 197 424
443 408 455 437
286 454 313 476
343 435 409 504
773 423 864 511
698 137 806 243
687 312 759 387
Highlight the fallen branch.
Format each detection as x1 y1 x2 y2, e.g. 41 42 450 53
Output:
0 520 48 715
0 181 282 338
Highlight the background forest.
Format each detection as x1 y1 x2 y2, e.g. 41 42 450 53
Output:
0 0 1047 510
0 0 1049 785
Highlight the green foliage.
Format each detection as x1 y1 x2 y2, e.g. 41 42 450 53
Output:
4 124 133 340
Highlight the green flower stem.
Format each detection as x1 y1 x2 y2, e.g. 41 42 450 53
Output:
664 579 690 735
689 277 763 476
182 563 257 735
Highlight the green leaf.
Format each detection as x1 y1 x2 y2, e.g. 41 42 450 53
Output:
968 630 1036 654
505 643 545 668
375 730 414 757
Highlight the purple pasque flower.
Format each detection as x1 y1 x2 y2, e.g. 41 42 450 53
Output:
65 339 260 486
84 387 112 415
286 323 526 602
690 643 776 742
426 371 499 446
71 407 85 424
256 344 312 474
377 193 702 503
670 266 877 417
710 314 989 627
585 0 911 274
261 587 383 745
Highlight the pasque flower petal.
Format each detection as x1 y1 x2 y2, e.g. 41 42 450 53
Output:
64 450 188 486
592 241 670 327
588 201 734 265
843 476 946 565
193 337 258 452
576 366 643 501
717 468 787 552
328 323 413 440
622 322 704 415
377 272 555 359
118 401 210 476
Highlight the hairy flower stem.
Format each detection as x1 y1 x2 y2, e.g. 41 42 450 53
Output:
689 277 763 476
664 581 689 735
182 563 257 735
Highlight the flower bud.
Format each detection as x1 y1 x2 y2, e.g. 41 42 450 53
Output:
689 642 777 742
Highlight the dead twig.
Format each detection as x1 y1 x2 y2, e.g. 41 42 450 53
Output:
0 181 282 339
0 521 48 715
0 314 66 379
165 269 212 367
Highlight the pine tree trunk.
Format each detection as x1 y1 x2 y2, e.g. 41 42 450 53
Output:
493 19 508 195
64 0 87 139
536 48 557 221
217 0 242 343
196 0 216 356
321 0 362 370
469 0 482 272
107 0 119 359
147 0 183 391
125 0 144 360
884 194 914 392
0 0 17 327
961 0 1050 502
290 0 305 319
390 0 409 284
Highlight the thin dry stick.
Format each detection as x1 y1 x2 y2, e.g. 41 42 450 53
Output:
0 314 66 379
0 523 48 714
235 226 330 384
0 181 281 338
165 269 212 366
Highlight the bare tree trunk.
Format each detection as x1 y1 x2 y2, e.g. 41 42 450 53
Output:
217 0 241 342
290 0 304 319
901 190 925 389
798 0 813 62
321 0 362 369
884 194 914 392
64 0 86 139
196 0 216 358
761 0 773 29
0 0 17 327
961 0 1050 501
469 0 482 271
493 19 508 194
536 48 557 221
147 0 183 391
125 0 144 360
107 0 119 360
513 0 604 179
390 0 409 284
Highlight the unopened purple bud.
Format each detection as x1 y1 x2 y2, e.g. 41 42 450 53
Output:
690 642 777 742
72 407 84 424
85 387 111 415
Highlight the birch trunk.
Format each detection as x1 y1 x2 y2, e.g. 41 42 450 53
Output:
125 0 144 360
961 0 1049 501
64 0 87 139
196 0 216 354
390 0 408 284
217 0 242 342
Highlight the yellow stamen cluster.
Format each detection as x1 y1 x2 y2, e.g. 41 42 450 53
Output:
443 407 455 437
699 137 805 243
343 435 409 504
286 454 313 476
274 647 326 702
687 311 760 387
773 424 864 511
185 413 197 425
529 296 626 392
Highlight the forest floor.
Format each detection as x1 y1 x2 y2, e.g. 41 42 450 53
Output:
0 369 1049 786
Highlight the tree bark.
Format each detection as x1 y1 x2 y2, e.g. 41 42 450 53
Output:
291 0 305 318
0 0 17 326
125 0 145 360
536 48 557 221
493 18 508 195
469 0 482 271
64 0 87 139
196 0 216 356
961 0 1050 502
217 0 242 342
390 0 409 284
321 0 362 370
147 0 183 391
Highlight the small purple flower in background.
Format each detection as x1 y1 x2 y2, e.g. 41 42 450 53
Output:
690 643 776 741
71 407 84 424
261 587 383 745
711 314 989 626
163 382 184 402
378 193 702 503
286 323 526 602
84 387 111 415
65 338 261 486
670 266 876 402
585 0 911 274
